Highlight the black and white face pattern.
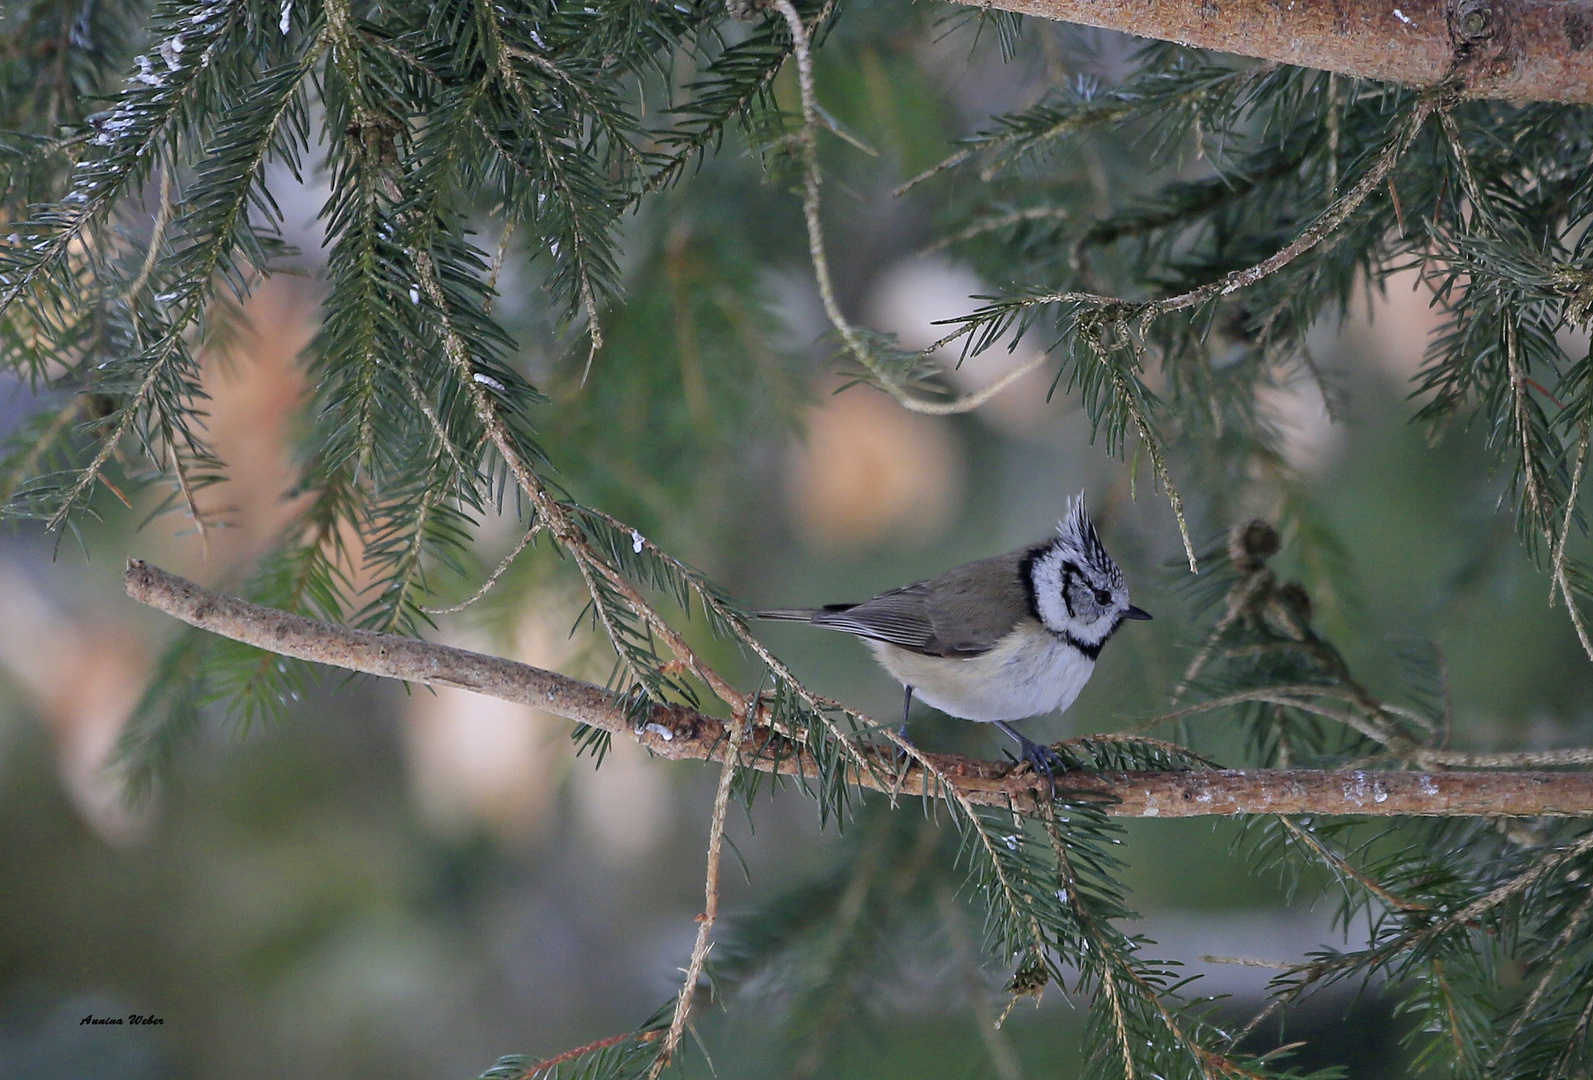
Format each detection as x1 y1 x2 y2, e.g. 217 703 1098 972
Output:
1025 497 1134 656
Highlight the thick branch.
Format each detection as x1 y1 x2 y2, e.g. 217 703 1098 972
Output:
966 0 1593 103
125 560 1593 818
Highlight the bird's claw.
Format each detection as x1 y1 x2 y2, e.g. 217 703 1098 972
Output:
1016 737 1069 793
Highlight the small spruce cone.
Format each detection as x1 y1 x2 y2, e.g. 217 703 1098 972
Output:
725 0 769 22
1230 519 1280 572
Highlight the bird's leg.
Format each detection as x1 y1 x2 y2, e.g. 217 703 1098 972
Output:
891 685 917 760
994 720 1068 789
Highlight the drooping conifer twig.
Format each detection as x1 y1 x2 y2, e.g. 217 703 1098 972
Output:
1244 824 1593 1043
516 1029 663 1079
774 0 1197 571
770 0 1051 418
992 97 1437 329
123 559 1593 818
921 206 1073 255
1489 886 1593 1068
409 245 741 711
413 233 895 846
122 160 174 304
477 16 605 380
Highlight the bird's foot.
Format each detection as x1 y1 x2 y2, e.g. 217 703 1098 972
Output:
891 725 916 763
993 720 1071 791
1012 735 1071 794
1020 736 1069 776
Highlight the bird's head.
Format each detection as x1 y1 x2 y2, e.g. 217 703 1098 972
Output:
1026 494 1150 650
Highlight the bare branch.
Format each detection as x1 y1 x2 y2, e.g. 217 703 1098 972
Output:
125 560 1593 819
952 0 1593 104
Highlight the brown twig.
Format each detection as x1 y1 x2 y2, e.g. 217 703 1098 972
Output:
648 703 751 1078
521 1029 662 1079
125 560 1593 819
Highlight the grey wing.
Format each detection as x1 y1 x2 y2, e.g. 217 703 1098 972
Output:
808 584 938 653
809 551 1032 658
918 552 1030 656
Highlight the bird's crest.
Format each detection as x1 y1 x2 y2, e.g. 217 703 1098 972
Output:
1057 493 1123 586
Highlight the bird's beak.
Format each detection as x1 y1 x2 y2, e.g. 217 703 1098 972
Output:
1123 605 1152 620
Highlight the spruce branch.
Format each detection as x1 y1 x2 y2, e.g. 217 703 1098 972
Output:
777 0 1199 568
410 239 787 733
1265 826 1593 1010
968 96 1436 329
476 1024 667 1080
0 0 252 325
1037 801 1254 1080
123 560 1593 819
526 1030 664 1078
36 36 326 535
922 206 1073 255
122 159 175 304
1490 885 1593 1068
1272 815 1431 914
476 11 607 377
572 505 887 794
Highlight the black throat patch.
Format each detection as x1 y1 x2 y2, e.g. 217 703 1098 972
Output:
1060 629 1106 661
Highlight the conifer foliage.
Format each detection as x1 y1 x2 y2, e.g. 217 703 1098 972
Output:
3 0 1593 1075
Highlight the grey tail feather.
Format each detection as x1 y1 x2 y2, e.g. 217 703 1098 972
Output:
754 604 855 623
753 608 822 622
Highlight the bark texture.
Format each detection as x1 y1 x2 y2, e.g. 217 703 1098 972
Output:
126 559 1593 818
966 0 1593 103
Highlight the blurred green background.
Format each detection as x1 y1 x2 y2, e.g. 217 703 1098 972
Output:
2 3 1592 1078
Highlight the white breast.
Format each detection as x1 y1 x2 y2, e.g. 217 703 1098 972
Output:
867 622 1096 723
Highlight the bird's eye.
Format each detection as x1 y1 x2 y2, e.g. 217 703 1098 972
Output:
1094 588 1111 605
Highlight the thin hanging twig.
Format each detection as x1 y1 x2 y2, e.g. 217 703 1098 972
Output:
124 160 175 303
422 524 541 615
648 703 752 1079
1550 422 1592 662
772 0 1048 418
